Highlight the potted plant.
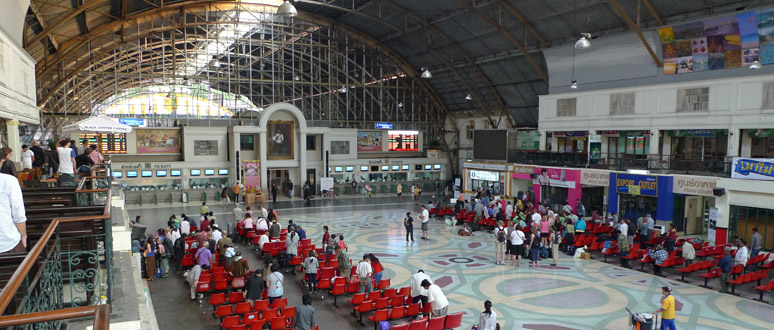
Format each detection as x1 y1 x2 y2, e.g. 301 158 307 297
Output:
427 138 441 150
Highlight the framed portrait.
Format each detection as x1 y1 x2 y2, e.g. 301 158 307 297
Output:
267 121 294 159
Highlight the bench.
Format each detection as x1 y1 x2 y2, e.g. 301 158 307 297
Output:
754 280 774 302
727 269 770 294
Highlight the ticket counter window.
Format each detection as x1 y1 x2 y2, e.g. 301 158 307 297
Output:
472 179 503 195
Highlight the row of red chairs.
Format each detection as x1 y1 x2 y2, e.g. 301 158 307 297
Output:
211 294 288 313
696 244 730 258
370 312 463 330
699 265 744 288
677 259 718 282
219 306 295 330
429 206 454 218
328 278 393 306
726 269 770 294
746 253 771 267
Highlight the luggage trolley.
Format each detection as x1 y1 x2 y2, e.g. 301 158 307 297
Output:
625 308 657 330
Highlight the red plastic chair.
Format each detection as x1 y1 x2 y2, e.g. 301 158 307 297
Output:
388 306 405 320
270 297 287 310
253 299 269 314
209 292 226 310
231 277 246 290
373 297 390 310
353 301 373 325
347 293 366 306
262 308 279 320
282 306 296 327
390 295 405 308
235 301 252 314
242 312 260 326
220 315 240 329
367 309 389 329
195 281 210 294
405 303 420 318
230 325 246 330
228 291 244 304
398 287 411 298
214 279 229 291
383 288 397 298
377 279 391 290
427 315 446 330
444 312 464 329
346 281 360 294
181 255 195 268
366 291 381 302
270 316 286 330
329 284 347 307
390 324 409 330
215 304 233 321
408 316 428 330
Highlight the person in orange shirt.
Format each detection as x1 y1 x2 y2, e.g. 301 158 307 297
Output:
233 183 241 203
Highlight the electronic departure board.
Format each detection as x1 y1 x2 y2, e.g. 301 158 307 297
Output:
79 133 127 154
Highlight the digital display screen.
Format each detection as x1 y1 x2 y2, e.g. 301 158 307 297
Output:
391 165 400 171
218 169 229 175
401 165 410 170
424 165 432 170
170 170 182 177
204 169 216 175
371 166 379 172
434 164 442 170
345 166 354 172
360 166 369 172
387 130 419 151
141 170 153 177
126 171 138 177
334 166 344 172
190 169 201 176
415 165 422 170
381 165 389 171
112 171 123 178
156 170 167 177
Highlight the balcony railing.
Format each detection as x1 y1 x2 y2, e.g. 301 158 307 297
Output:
510 151 733 177
0 163 113 330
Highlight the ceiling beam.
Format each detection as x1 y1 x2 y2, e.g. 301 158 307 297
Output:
641 0 664 26
28 1 59 50
25 0 110 49
607 0 662 67
497 0 549 48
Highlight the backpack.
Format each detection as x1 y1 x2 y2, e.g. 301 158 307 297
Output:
378 320 390 330
496 227 506 243
403 217 409 227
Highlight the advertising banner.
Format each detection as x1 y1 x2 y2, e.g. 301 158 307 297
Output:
356 131 383 151
672 175 717 196
732 157 774 181
515 131 540 150
615 173 658 197
242 160 260 192
320 177 334 192
534 167 578 189
136 129 180 153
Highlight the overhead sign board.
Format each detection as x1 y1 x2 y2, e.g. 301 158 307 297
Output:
375 122 393 129
119 118 147 127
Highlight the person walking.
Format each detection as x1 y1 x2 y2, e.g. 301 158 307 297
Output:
509 224 525 267
404 212 415 242
420 205 430 240
245 269 266 303
494 221 507 265
718 246 733 293
294 294 317 330
287 179 294 199
267 263 284 304
271 183 278 203
652 287 677 330
477 300 497 330
617 229 631 268
397 182 403 202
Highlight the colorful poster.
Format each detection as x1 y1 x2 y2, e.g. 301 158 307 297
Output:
693 54 709 71
759 10 774 64
243 160 260 192
356 131 383 152
658 26 675 43
691 37 708 55
534 167 579 189
615 173 658 197
136 129 180 153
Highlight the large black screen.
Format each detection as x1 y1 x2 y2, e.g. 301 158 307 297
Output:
473 130 508 161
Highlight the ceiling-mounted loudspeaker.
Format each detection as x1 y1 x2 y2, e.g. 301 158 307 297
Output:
713 188 726 197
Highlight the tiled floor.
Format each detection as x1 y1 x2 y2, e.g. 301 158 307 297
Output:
137 196 774 330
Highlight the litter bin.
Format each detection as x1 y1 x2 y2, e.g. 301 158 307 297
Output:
182 192 189 203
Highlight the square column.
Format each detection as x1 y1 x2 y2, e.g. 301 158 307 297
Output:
727 127 740 157
299 132 307 197
259 132 268 194
6 120 21 163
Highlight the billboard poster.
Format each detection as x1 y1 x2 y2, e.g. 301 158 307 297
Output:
732 157 774 180
243 160 260 192
357 131 383 151
136 129 180 153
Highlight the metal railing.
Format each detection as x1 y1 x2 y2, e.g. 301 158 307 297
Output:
510 151 733 177
0 163 113 330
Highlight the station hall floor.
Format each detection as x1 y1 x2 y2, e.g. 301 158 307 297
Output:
131 196 774 330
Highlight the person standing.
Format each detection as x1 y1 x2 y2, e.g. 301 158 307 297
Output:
200 202 209 217
434 179 440 197
88 144 104 165
30 141 45 177
287 179 294 199
369 254 384 285
682 240 695 265
665 223 678 253
322 225 331 250
195 241 212 268
396 182 403 202
19 145 33 171
245 269 266 303
267 263 284 305
626 218 635 247
509 224 525 267
735 239 749 270
409 270 432 318
718 246 733 293
549 227 560 267
639 218 649 245
335 245 351 278
351 180 357 196
404 212 415 242
0 157 27 254
617 229 631 268
285 230 299 274
422 279 449 317
356 255 373 293
0 148 16 178
529 227 540 267
477 300 497 330
645 213 655 240
303 182 311 206
494 221 507 265
751 228 762 257
652 287 676 330
303 251 319 293
143 235 157 281
232 183 240 203
294 294 317 330
420 205 431 240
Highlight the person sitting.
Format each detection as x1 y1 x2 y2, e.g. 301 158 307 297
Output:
651 245 668 276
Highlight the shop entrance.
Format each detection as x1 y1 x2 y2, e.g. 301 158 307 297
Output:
619 194 658 221
270 169 291 195
673 196 686 232
541 186 568 210
581 186 605 216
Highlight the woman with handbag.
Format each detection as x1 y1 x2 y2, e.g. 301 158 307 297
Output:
509 224 526 267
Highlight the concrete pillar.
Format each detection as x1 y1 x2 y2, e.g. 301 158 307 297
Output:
299 132 307 198
539 130 548 151
549 133 558 152
233 131 241 183
727 127 740 157
649 129 660 156
259 132 267 195
6 120 21 163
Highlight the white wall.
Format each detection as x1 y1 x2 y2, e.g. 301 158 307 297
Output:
182 126 228 162
539 74 774 133
0 24 37 124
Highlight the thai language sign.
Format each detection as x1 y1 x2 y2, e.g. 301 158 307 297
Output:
732 157 774 181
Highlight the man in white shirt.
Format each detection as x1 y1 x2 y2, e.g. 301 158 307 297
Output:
180 217 191 235
211 227 223 242
256 217 269 231
422 279 449 317
505 202 514 221
232 204 243 223
20 145 34 170
257 232 270 250
409 270 432 318
0 157 27 254
531 210 542 227
356 255 373 293
56 140 77 186
735 239 749 268
420 205 431 240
